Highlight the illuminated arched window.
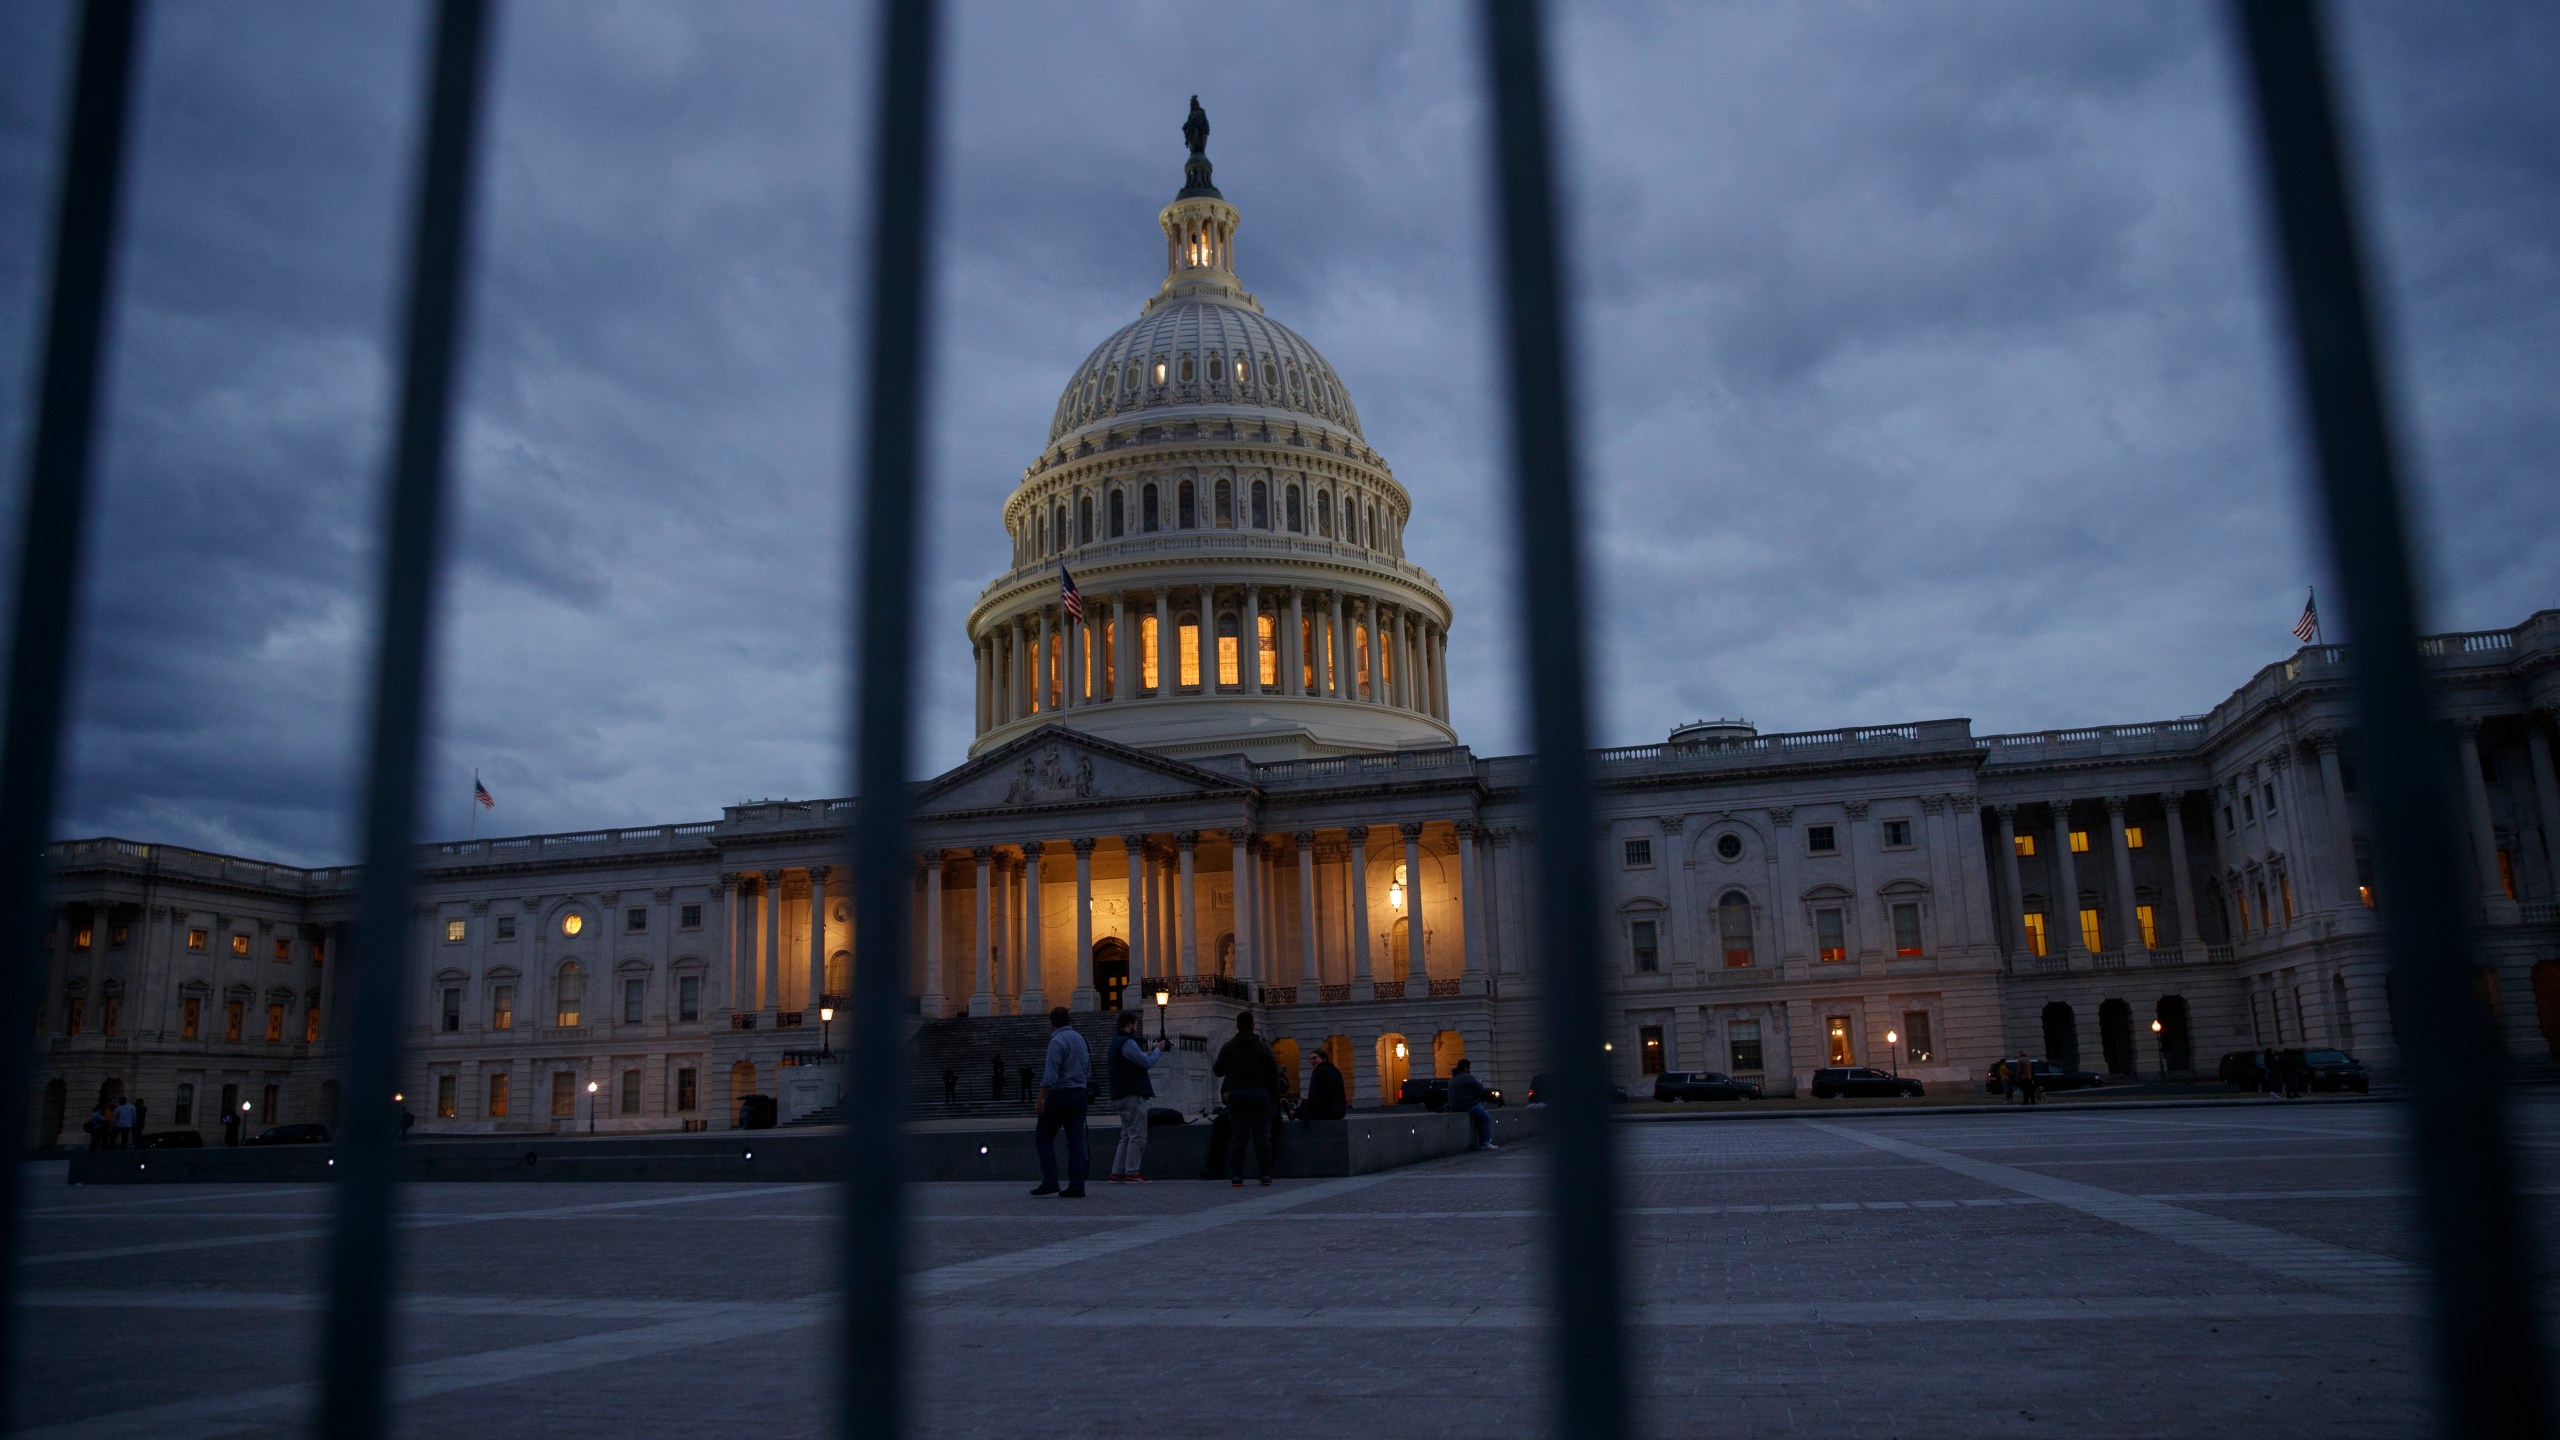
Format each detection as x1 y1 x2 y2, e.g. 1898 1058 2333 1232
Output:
555 961 584 1028
1719 891 1754 968
1216 612 1241 686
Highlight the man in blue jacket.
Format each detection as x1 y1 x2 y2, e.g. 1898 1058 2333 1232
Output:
1107 1010 1168 1183
1031 1007 1092 1198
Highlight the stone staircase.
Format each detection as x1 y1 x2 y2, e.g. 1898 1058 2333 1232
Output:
781 1010 1128 1127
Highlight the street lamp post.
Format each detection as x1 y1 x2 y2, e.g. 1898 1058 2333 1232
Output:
2151 1017 2167 1082
586 1079 598 1135
240 1099 253 1147
819 1004 835 1061
1153 987 1170 1044
1886 1029 1901 1078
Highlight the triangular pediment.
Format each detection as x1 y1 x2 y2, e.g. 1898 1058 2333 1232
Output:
914 724 1253 819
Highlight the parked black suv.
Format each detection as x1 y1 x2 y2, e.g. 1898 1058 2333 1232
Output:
1983 1059 2105 1094
2281 1048 2370 1093
2219 1050 2279 1090
1811 1067 1924 1099
1652 1071 1762 1102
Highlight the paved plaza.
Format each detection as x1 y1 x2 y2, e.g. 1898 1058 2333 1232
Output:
15 1097 2560 1438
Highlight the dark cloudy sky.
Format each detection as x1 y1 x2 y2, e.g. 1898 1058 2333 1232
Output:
2 2 2553 866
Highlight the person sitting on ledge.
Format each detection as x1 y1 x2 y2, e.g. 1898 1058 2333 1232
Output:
1300 1046 1348 1126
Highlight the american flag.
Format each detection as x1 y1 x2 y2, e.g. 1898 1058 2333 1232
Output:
2292 588 2320 644
1059 564 1083 623
474 774 496 810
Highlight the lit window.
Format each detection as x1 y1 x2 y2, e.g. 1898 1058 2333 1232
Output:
1179 619 1201 687
1639 1025 1666 1076
491 984 515 1031
1719 892 1754 967
1826 1015 1854 1065
676 1068 699 1112
2023 912 2048 957
225 1001 244 1042
679 975 702 1022
1257 613 1278 686
556 963 584 1027
304 1004 319 1043
1901 1012 1934 1064
2013 835 2036 858
1892 902 1923 957
1630 920 1659 973
274 938 291 960
1153 360 1166 384
101 995 119 1035
1623 838 1652 868
1807 825 1837 855
182 996 201 1039
552 1071 576 1119
73 926 92 950
312 936 325 963
1217 615 1239 686
1815 907 1846 962
2125 826 2145 850
495 915 515 940
562 913 583 937
437 1075 457 1119
2079 908 2103 954
2136 904 2158 949
1140 614 1160 690
1882 819 1912 848
445 919 466 943
680 903 702 929
2069 831 2090 854
231 934 251 956
266 1003 285 1041
488 1072 510 1118
109 924 128 948
1728 1020 1764 1074
62 997 82 1036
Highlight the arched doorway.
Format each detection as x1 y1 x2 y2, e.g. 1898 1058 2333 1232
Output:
2155 995 2192 1073
1092 937 1130 1011
2098 999 2134 1076
730 1060 758 1097
1272 1038 1302 1103
2534 961 2560 1059
1432 1030 1466 1079
826 950 852 998
2040 1002 2079 1069
41 1078 65 1148
1376 1033 1410 1105
1324 1035 1354 1105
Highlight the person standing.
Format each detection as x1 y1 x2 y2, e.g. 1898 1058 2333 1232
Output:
1301 1047 1348 1126
1212 1012 1281 1187
1106 1011 1167 1183
990 1053 1006 1102
132 1097 148 1145
1030 1007 1091 1198
110 1096 137 1151
83 1103 107 1152
1446 1059 1496 1151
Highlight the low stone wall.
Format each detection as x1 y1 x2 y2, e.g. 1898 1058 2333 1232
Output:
65 1105 1542 1185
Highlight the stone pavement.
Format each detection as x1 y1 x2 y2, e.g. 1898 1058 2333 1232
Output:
16 1096 2559 1438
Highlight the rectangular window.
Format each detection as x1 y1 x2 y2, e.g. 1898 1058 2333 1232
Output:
2124 826 2145 849
495 915 516 940
445 918 466 943
2136 904 2158 949
491 984 515 1031
2224 805 2236 833
219 1083 239 1126
1891 902 1923 957
225 1000 244 1042
2280 875 2295 923
1638 1025 1666 1077
1720 898 1753 968
266 1003 285 1041
2079 907 2103 954
623 977 645 1024
1630 920 1659 973
1882 819 1912 848
1902 1011 1934 1064
680 903 702 930
2498 851 2518 902
274 938 292 960
2013 834 2036 857
109 923 128 948
1826 1014 1854 1066
1141 614 1160 690
1256 613 1278 686
261 1084 278 1123
175 1082 195 1125
1623 838 1652 867
63 997 82 1036
619 1070 642 1116
304 1005 319 1043
679 974 702 1022
1217 628 1239 686
1815 907 1846 963
1728 1019 1764 1074
626 907 647 933
552 1071 576 1119
73 926 92 950
436 1075 457 1119
2263 781 2278 814
2023 912 2048 957
2242 794 2256 822
1179 621 1200 687
2068 830 2090 854
2237 888 2253 934
312 935 325 964
441 987 461 1032
188 928 208 951
1807 825 1837 855
231 933 250 956
102 995 120 1036
488 1072 510 1118
182 996 201 1039
676 1067 699 1112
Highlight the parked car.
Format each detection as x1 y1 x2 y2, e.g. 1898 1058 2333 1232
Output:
1396 1077 1505 1110
1525 1074 1631 1106
246 1123 330 1146
1811 1067 1925 1099
2219 1050 2279 1090
2280 1047 2370 1094
1982 1059 2106 1094
135 1130 203 1149
1652 1071 1762 1102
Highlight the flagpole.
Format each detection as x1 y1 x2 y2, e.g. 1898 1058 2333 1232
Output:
469 769 477 839
2312 585 2325 645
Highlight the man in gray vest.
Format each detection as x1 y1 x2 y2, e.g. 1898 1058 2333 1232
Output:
1106 1010 1168 1183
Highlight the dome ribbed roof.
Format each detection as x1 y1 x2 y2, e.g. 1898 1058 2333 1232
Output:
1045 298 1364 447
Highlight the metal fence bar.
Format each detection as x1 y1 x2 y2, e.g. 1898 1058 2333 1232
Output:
1478 3 1632 1435
0 1 143 1419
313 5 492 1438
836 1 940 1437
2227 3 2553 1434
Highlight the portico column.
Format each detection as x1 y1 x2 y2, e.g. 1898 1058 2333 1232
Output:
1153 590 1172 696
970 847 994 1017
1994 805 2029 958
2164 795 2203 949
2050 806 2083 959
1326 591 1346 697
1400 615 1418 710
1435 627 1451 720
1228 828 1257 984
2312 734 2363 912
1175 832 1201 977
1122 835 1149 977
1244 584 1263 693
1400 821 1429 986
1286 589 1306 696
761 870 783 1015
2528 712 2560 892
1455 821 1484 988
2457 720 2511 911
726 872 749 1011
1295 832 1319 990
2104 797 2139 952
921 856 945 1017
975 640 990 732
1020 842 1047 1013
806 865 829 1007
1072 838 1097 1009
1843 801 1877 956
1347 825 1374 994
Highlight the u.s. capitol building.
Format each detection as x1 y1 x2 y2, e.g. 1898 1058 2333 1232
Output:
30 109 2560 1142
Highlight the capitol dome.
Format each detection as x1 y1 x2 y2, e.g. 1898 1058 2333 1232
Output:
966 100 1457 763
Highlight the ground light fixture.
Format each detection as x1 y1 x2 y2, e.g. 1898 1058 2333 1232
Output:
1887 1029 1900 1077
1154 987 1170 1043
819 1004 835 1061
586 1079 599 1135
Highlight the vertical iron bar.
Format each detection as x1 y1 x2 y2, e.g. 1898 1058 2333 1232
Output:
836 2 940 1438
0 1 142 1421
313 5 491 1438
1478 2 1631 1436
2228 3 2552 1434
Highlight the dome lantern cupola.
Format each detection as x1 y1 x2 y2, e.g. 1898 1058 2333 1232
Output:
1155 97 1252 312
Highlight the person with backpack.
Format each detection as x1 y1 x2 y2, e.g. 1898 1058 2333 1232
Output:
1446 1059 1497 1151
1211 1011 1282 1187
1105 1010 1168 1183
